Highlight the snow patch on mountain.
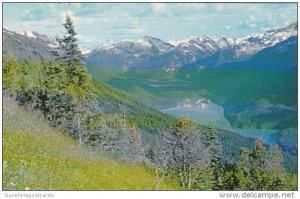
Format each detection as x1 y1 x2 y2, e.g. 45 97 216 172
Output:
25 31 36 38
85 22 298 69
169 38 191 46
135 38 153 48
80 48 92 55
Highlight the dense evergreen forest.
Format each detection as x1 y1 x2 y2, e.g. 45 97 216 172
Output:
3 15 297 190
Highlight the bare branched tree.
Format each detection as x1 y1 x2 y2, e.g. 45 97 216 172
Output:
152 117 212 190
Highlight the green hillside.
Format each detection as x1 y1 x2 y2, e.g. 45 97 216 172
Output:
3 13 297 191
93 80 178 131
97 67 296 107
3 97 179 190
88 66 297 130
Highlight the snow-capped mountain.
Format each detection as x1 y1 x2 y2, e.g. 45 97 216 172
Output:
90 36 174 56
79 47 92 55
24 30 57 46
3 28 57 61
225 22 297 60
86 22 297 69
86 36 175 68
3 22 297 69
218 35 297 71
3 28 92 61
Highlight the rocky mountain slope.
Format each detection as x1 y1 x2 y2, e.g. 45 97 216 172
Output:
3 28 57 61
3 22 297 69
86 22 297 68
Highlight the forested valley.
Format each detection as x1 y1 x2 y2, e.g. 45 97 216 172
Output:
3 15 297 191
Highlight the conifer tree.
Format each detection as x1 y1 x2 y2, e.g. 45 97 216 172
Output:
203 121 222 166
51 15 94 143
203 121 223 189
57 15 83 67
53 14 94 99
232 139 287 190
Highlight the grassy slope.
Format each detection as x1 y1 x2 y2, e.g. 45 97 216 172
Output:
3 97 179 190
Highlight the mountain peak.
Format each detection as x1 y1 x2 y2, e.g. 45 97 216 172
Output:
284 22 297 31
266 22 297 34
25 30 37 38
143 35 159 40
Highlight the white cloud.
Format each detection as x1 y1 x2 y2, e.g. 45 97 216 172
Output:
21 18 61 32
151 3 167 13
126 28 144 34
214 3 225 12
177 3 206 9
76 34 98 46
4 2 297 49
60 10 74 18
225 25 232 30
249 23 257 28
193 3 206 9
249 15 257 21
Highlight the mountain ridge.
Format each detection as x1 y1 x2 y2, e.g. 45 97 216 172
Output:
3 22 297 69
86 22 297 69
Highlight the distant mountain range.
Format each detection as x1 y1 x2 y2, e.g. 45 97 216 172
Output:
3 29 57 61
86 22 297 69
219 35 297 71
3 22 297 70
3 29 90 61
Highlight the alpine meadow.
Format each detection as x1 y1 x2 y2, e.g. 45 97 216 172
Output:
2 2 298 191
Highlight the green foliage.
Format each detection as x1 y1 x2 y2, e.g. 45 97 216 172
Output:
201 122 223 189
227 103 297 130
215 128 254 163
276 128 298 173
282 152 298 173
3 16 297 190
154 117 213 190
221 140 297 190
3 53 19 91
203 121 222 166
93 80 178 131
55 15 83 67
53 15 94 100
277 128 297 156
3 52 296 190
3 99 179 190
91 67 297 129
3 15 95 144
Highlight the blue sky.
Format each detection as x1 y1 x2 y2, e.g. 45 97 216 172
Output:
3 3 297 49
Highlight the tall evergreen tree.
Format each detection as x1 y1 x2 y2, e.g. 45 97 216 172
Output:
52 14 93 100
203 121 223 189
56 15 83 67
231 139 287 190
203 121 222 166
51 15 94 143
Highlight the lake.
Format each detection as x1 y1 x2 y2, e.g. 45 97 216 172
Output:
161 98 232 130
161 99 280 145
233 128 279 145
